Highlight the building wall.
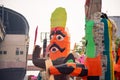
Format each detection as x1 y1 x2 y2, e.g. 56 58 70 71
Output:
109 16 120 37
0 34 29 68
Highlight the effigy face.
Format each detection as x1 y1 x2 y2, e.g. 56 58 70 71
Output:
49 27 70 60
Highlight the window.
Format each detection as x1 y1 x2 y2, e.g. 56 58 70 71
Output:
20 51 23 55
16 48 19 55
0 51 7 55
3 51 7 54
0 51 2 54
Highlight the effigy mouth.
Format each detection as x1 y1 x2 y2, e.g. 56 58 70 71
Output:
49 43 65 53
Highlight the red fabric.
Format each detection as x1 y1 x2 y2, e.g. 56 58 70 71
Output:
84 55 102 76
118 48 120 56
49 66 61 75
34 26 38 45
114 64 120 72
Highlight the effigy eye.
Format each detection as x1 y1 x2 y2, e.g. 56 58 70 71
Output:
50 35 53 40
56 34 64 41
50 47 58 53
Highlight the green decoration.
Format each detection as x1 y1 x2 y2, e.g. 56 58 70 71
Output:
50 7 67 28
85 20 96 58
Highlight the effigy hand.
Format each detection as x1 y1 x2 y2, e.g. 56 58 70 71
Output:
32 45 46 69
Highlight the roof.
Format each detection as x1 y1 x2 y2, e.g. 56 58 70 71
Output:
0 6 29 35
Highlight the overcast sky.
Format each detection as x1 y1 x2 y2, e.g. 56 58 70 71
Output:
0 0 120 54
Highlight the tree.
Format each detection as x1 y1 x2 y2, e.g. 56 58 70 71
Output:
73 37 86 54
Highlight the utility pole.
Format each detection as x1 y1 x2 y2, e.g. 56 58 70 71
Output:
85 0 102 20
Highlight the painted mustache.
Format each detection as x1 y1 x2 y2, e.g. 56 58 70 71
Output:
49 43 65 53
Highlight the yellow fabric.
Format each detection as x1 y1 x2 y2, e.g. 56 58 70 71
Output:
50 7 67 28
108 20 115 80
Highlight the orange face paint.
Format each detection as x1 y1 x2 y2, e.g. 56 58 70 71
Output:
48 27 70 60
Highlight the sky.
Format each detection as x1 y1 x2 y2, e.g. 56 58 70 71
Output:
0 0 120 54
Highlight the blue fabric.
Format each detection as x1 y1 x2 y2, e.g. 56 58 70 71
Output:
37 72 42 80
101 18 111 80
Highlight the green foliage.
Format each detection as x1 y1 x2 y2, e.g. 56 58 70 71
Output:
74 37 86 54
